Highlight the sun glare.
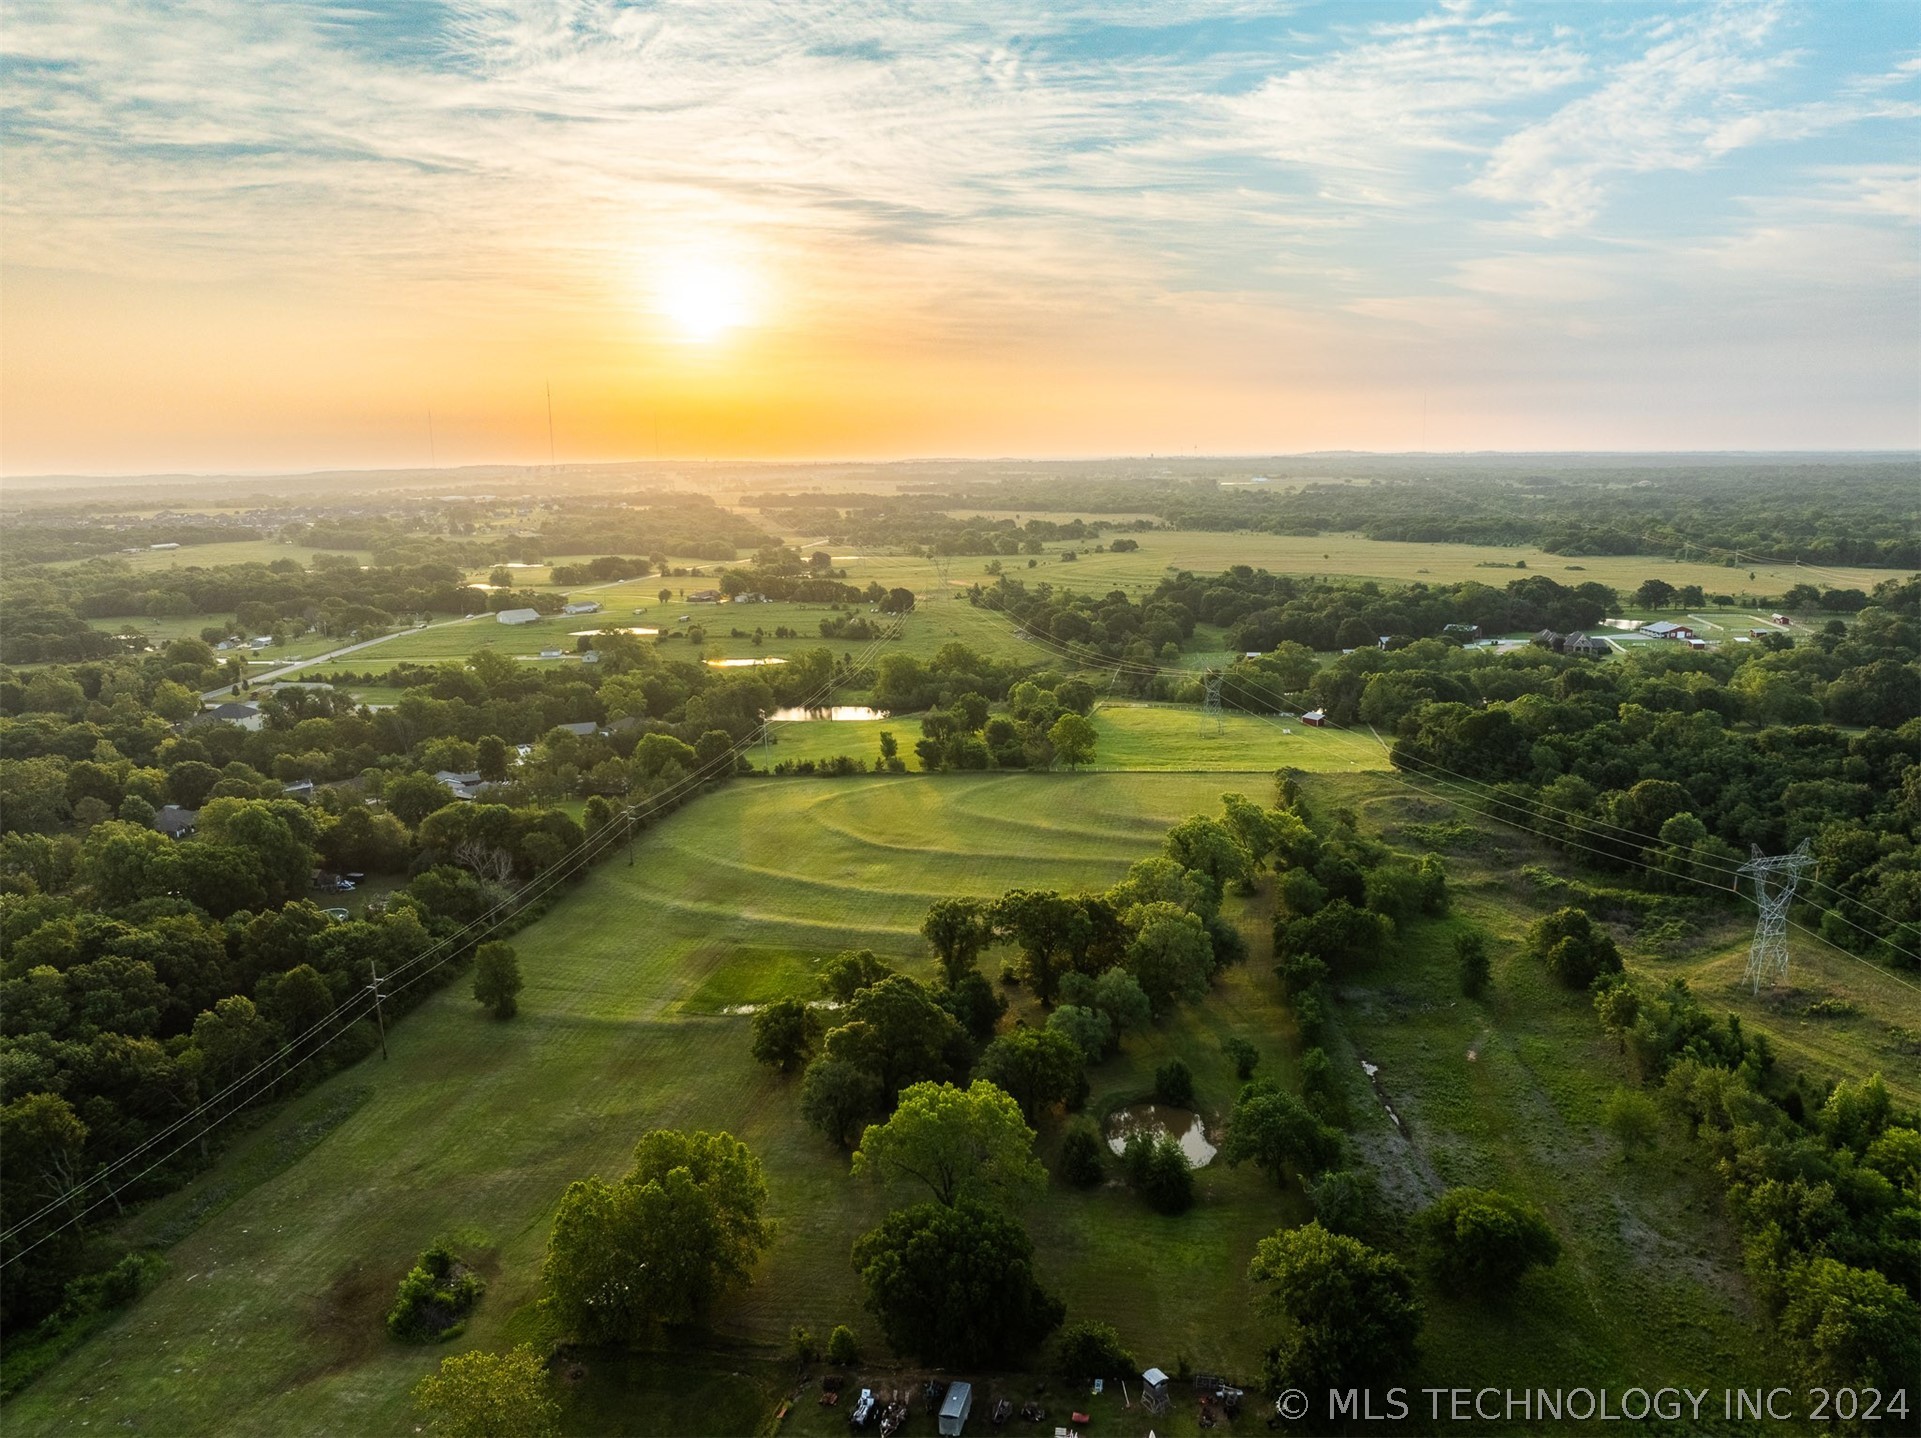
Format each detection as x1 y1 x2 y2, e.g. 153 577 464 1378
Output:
654 255 754 343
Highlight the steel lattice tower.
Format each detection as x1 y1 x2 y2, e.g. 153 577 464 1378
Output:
1738 839 1814 992
1200 668 1224 737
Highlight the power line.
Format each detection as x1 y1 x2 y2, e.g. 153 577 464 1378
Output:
2 616 911 1263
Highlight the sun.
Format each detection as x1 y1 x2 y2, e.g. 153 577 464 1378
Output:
653 255 754 343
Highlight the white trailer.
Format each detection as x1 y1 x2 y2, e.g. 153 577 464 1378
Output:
938 1381 973 1435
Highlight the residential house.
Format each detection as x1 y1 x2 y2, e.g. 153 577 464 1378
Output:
199 701 264 731
154 805 199 838
1563 632 1611 658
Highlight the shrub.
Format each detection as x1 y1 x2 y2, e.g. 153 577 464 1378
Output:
1153 1059 1194 1108
789 1325 819 1364
387 1244 485 1342
1055 1319 1135 1381
1526 908 1621 989
1299 1047 1347 1126
1415 1188 1561 1297
1057 1121 1107 1187
1456 931 1490 998
1602 1088 1660 1159
826 1324 860 1367
1221 1036 1260 1081
1121 1132 1194 1214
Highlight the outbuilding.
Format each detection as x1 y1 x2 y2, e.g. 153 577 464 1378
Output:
561 600 602 616
496 607 541 625
938 1381 973 1436
1640 620 1695 641
1302 709 1327 727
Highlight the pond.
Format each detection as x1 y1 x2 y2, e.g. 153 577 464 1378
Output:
769 706 889 722
570 627 658 637
705 656 788 667
1104 1103 1217 1167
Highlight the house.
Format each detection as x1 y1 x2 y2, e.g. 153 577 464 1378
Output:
200 701 264 731
1442 622 1482 640
1533 628 1563 650
250 636 273 649
938 1382 973 1437
1640 621 1695 641
432 769 489 800
539 646 564 659
496 607 541 625
215 639 235 652
1771 612 1791 626
688 589 723 603
281 779 316 801
579 650 600 664
1563 632 1611 658
1302 709 1328 727
153 805 199 838
732 592 769 604
553 721 598 738
561 600 602 616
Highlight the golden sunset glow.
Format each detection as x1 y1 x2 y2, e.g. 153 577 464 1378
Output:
653 254 756 345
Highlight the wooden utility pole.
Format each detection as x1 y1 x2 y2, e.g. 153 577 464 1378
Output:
368 960 389 1060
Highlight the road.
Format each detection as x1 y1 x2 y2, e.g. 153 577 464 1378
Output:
198 612 484 700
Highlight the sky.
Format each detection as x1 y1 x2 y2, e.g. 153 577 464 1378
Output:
2 0 1917 474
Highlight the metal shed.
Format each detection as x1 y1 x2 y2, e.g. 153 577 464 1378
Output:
938 1381 973 1435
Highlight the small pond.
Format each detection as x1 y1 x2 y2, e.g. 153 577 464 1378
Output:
705 656 788 667
1104 1103 1217 1168
571 627 658 637
770 705 890 722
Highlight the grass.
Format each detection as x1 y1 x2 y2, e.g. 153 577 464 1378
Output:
15 769 1908 1435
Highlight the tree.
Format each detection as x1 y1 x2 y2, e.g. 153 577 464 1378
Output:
1119 1131 1193 1213
1456 930 1491 998
1778 1256 1921 1394
751 997 821 1073
412 1345 558 1438
1123 903 1213 1014
471 941 522 1019
1057 1121 1106 1187
922 898 992 987
1278 899 1392 974
825 1323 861 1367
937 969 1006 1042
1154 1058 1194 1107
818 949 896 1002
1221 1081 1342 1187
475 735 510 783
852 1080 1045 1209
852 1200 1064 1366
1527 907 1622 989
386 772 450 827
1248 1223 1422 1395
991 890 1091 1005
1047 712 1097 770
1161 816 1250 902
1221 1036 1260 1081
543 1130 771 1340
1052 1006 1114 1059
821 975 968 1097
1415 1188 1561 1297
1601 1088 1659 1159
800 1057 884 1147
1054 1319 1134 1381
975 1027 1084 1122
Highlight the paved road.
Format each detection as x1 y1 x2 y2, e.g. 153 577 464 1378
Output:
198 613 484 700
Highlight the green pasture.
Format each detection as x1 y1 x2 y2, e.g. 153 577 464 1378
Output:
52 539 375 573
15 768 1911 1435
747 702 1388 776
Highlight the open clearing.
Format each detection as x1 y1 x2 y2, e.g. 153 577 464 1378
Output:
11 758 1898 1433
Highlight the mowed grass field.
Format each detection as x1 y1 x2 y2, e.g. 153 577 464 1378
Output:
8 773 1309 1437
752 703 1388 776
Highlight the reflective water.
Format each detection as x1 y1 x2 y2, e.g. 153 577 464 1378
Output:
570 627 657 637
769 706 889 722
705 656 788 667
1104 1103 1216 1167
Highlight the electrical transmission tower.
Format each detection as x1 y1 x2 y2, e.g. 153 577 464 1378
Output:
1738 839 1814 992
1200 668 1224 737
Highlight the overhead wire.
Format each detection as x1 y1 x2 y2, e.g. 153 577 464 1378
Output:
2 609 911 1264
